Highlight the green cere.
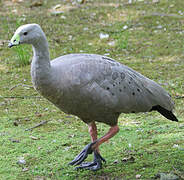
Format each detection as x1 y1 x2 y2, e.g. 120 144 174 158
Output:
10 33 20 45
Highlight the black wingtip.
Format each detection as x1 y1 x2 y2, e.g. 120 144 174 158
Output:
151 105 178 122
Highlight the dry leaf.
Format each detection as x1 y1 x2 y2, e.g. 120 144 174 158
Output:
30 136 39 140
136 174 141 179
122 156 135 163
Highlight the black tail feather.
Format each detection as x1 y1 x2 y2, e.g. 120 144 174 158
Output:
151 105 178 122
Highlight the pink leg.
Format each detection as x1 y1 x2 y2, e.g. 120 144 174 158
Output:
88 121 98 142
92 125 119 150
88 122 99 152
88 122 119 151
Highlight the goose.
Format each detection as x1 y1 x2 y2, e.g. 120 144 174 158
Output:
9 24 178 171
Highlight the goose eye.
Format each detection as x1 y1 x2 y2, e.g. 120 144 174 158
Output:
23 32 28 36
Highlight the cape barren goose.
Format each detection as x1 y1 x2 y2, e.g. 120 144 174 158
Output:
9 24 178 170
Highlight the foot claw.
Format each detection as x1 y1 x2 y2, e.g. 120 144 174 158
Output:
75 162 96 170
95 151 106 163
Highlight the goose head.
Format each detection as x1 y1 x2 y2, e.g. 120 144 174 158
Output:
9 24 45 48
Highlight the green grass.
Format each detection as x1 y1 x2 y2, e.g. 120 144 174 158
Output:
12 45 31 66
0 0 184 179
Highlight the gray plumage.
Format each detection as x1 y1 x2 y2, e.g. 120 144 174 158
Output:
9 24 177 126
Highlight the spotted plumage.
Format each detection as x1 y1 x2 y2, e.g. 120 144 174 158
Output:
9 24 178 171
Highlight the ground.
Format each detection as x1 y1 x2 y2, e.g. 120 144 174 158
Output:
0 0 184 179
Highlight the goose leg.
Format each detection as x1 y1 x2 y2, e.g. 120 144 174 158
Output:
69 123 119 170
74 122 105 171
68 122 99 166
88 121 99 152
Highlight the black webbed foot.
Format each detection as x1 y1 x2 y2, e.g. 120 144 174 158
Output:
75 150 106 171
69 141 106 171
68 141 97 166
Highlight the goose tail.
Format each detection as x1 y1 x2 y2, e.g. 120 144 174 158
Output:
151 105 178 122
